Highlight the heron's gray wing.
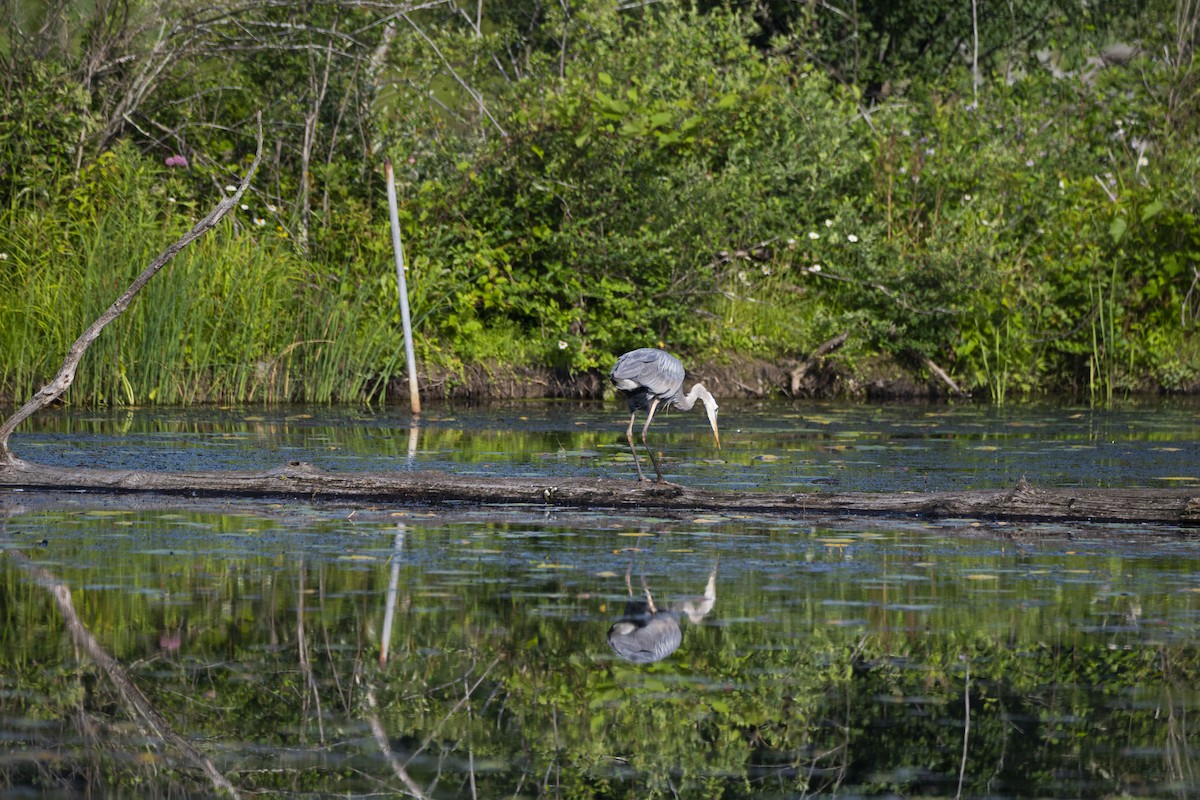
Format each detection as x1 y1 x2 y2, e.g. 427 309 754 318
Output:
610 348 685 400
607 614 682 663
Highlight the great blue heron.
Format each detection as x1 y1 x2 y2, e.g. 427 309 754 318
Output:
610 348 720 483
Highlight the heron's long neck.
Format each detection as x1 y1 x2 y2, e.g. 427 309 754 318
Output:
675 383 714 412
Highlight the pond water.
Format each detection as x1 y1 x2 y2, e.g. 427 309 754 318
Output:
2 400 1199 798
11 399 1200 491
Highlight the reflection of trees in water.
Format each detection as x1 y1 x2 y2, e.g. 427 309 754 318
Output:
0 518 241 797
2 523 1200 798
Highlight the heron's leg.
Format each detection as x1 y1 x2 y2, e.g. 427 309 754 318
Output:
640 399 668 483
640 574 658 614
625 411 648 482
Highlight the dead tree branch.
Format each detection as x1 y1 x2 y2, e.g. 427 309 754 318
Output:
401 10 508 138
924 355 968 397
790 331 849 395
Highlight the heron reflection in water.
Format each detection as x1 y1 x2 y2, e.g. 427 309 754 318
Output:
607 560 718 664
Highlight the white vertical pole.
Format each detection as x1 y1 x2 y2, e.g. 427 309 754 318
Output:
385 159 421 415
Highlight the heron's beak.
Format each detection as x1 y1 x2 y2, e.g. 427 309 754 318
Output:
708 409 721 450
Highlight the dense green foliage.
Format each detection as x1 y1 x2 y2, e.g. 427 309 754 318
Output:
1 0 1197 403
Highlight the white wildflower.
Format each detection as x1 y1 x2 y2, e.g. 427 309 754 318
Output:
761 265 771 276
809 264 822 273
266 204 278 213
847 234 859 243
240 203 249 211
558 340 568 350
809 231 820 240
254 217 266 227
1138 156 1149 167
824 219 834 227
963 194 972 202
224 185 237 193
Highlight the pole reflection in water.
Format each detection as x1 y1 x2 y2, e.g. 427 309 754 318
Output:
607 560 718 663
406 422 419 468
379 523 406 665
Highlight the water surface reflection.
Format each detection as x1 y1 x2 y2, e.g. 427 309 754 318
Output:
607 561 718 663
2 500 1199 798
9 399 1200 491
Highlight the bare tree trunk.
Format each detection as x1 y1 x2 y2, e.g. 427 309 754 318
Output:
360 20 398 162
971 0 979 108
297 41 335 255
0 115 265 463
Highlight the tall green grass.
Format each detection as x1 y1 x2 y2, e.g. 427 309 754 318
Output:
0 170 406 406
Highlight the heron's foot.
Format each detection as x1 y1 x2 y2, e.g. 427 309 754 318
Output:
652 477 685 488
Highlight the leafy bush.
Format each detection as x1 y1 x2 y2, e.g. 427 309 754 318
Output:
1 0 1197 403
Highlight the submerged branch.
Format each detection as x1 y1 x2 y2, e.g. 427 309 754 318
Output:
1 548 242 798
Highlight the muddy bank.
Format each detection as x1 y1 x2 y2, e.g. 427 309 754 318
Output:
396 352 952 403
5 353 1195 409
396 346 1200 403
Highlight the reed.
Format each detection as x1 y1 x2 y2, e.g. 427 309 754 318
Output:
0 199 405 406
1088 260 1122 405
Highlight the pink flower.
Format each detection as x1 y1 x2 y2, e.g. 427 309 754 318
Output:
164 154 189 168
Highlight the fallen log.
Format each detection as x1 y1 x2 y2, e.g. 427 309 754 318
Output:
2 458 1198 527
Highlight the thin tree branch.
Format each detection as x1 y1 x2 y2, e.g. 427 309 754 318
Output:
924 355 967 397
401 11 508 138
